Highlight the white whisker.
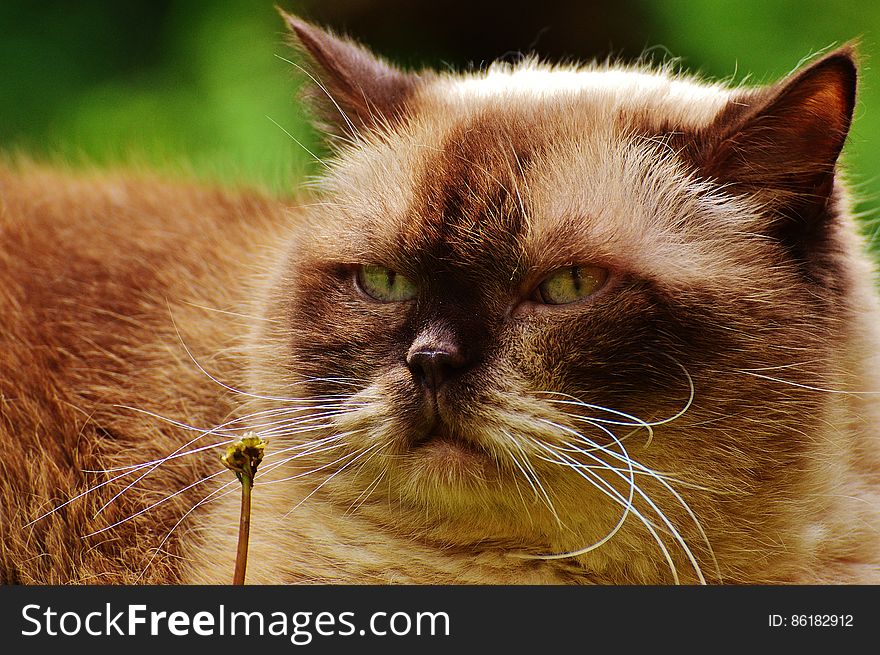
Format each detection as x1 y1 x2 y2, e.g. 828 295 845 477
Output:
274 54 360 140
538 417 707 583
266 114 330 170
82 469 229 539
135 478 240 582
259 432 369 487
504 430 562 525
737 369 880 395
526 438 678 583
518 416 636 563
280 442 384 517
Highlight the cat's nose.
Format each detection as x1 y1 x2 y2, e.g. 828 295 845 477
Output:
407 345 466 391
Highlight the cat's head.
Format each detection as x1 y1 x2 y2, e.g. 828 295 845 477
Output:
251 12 862 583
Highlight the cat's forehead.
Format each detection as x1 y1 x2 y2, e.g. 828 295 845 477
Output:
435 61 733 128
314 64 753 285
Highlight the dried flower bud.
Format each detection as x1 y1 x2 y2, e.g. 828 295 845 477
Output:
221 432 267 484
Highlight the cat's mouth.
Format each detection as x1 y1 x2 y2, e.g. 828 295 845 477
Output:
411 425 492 463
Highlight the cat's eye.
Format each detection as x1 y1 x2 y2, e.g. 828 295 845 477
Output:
356 264 418 302
534 265 608 305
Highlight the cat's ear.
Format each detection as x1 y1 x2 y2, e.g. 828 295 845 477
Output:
698 47 857 230
279 10 420 137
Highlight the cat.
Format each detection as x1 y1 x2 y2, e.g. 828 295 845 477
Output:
1 9 879 585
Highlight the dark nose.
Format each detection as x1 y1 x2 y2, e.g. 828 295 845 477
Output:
407 346 466 391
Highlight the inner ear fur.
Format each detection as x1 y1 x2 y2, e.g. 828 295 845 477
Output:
279 9 422 138
699 47 857 207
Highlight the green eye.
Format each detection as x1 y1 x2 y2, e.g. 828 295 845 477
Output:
356 264 418 302
535 265 608 305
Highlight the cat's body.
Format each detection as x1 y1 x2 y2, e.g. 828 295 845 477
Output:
2 13 879 584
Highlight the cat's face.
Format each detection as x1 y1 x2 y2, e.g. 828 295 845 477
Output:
250 14 859 582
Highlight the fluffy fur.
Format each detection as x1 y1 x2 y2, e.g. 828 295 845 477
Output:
1 13 878 584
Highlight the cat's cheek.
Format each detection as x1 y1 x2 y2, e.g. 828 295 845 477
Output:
282 273 413 384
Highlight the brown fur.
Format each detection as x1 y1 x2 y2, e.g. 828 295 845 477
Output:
2 14 879 584
0 166 291 582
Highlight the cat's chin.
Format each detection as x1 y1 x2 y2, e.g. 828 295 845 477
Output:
416 429 491 458
407 428 499 482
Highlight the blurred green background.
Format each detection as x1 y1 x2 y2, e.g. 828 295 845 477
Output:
2 0 878 230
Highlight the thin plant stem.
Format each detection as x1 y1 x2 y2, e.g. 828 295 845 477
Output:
232 464 253 585
220 433 267 585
